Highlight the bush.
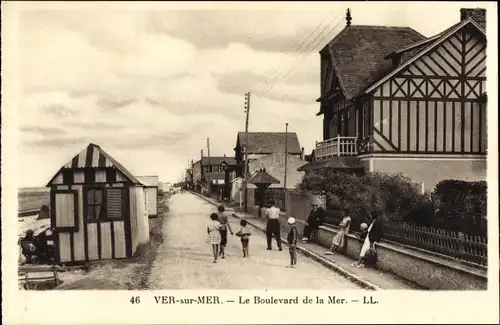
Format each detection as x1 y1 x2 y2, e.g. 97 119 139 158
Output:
298 171 487 237
431 180 487 235
297 170 434 231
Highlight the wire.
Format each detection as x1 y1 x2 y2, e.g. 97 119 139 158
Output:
258 15 344 97
253 9 339 95
255 14 342 97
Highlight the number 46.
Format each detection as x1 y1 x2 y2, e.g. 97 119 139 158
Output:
130 296 140 304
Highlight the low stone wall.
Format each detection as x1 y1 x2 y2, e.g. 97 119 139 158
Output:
255 207 487 290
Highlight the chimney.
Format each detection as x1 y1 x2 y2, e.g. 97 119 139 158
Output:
346 8 352 27
460 8 486 30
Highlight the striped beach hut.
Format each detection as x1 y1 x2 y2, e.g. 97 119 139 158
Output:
46 143 150 265
137 176 159 218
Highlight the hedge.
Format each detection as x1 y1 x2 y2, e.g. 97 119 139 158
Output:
297 170 486 236
431 180 487 235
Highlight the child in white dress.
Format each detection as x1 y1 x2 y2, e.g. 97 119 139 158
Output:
207 213 222 263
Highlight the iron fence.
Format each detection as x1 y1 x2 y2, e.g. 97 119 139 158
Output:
382 222 487 266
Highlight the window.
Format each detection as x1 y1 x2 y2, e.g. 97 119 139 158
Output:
86 188 105 221
85 170 95 183
106 188 124 219
62 170 73 184
106 169 116 182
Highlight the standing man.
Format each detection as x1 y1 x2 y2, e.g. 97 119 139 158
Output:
265 200 282 251
301 198 325 243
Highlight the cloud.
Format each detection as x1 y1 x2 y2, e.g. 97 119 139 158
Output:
145 10 330 53
14 4 468 187
20 126 67 136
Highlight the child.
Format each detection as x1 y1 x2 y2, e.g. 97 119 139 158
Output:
235 219 251 257
207 213 222 263
217 205 234 259
351 222 368 267
286 217 298 268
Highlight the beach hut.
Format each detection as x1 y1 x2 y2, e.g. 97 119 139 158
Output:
137 176 159 218
46 143 150 265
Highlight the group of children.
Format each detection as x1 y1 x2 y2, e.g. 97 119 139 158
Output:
206 205 299 268
206 205 253 263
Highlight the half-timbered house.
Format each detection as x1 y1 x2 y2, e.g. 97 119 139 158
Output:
46 143 150 264
299 8 487 191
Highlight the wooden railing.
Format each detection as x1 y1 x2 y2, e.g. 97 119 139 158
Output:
315 136 358 160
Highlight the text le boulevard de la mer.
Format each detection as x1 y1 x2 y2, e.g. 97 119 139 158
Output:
130 295 379 305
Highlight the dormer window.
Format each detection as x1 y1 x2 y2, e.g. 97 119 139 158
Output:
391 53 403 66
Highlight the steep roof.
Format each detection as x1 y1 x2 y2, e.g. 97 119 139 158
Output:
46 143 142 186
364 18 485 94
236 132 302 155
201 156 237 166
322 25 426 99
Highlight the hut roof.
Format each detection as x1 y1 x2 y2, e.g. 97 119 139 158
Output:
137 176 159 187
248 170 281 185
46 143 142 186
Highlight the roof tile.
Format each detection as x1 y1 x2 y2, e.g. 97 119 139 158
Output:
324 25 426 99
237 132 302 155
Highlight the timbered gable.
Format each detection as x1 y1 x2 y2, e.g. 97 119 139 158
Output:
369 19 486 155
47 143 143 186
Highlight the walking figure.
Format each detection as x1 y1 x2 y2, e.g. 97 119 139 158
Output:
286 217 298 268
206 213 222 263
265 200 282 251
217 205 233 259
235 219 252 257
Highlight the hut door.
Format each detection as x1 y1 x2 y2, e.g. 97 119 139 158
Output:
52 190 79 263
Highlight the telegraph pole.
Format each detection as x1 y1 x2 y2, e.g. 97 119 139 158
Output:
243 92 251 213
284 123 288 213
207 137 211 172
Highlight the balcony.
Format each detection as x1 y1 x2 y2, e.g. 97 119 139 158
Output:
315 136 358 160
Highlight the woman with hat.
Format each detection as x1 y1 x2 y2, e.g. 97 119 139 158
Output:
324 211 351 255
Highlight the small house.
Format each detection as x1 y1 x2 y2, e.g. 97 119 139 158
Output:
137 176 159 218
46 143 150 264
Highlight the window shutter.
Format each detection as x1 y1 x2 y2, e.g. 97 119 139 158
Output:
106 188 123 219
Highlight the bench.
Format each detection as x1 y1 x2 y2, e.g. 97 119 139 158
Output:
18 265 60 289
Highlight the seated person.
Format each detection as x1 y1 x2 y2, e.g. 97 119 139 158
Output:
19 229 37 263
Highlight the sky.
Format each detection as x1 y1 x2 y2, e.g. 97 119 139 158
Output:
10 1 487 187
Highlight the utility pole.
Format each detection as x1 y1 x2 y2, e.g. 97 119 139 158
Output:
243 92 251 213
207 137 211 172
284 123 288 213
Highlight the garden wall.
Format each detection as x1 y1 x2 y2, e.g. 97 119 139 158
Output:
255 207 487 290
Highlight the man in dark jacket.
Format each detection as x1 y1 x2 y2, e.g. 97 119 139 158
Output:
368 211 383 245
364 211 383 267
301 199 324 242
